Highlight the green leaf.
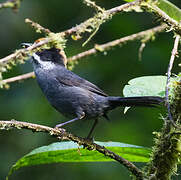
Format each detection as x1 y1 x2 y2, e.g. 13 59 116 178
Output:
7 141 150 178
156 0 181 22
124 0 181 23
123 75 167 97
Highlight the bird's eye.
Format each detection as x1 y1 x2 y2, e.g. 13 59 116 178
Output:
21 43 32 48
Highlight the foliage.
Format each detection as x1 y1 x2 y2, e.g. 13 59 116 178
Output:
0 0 181 180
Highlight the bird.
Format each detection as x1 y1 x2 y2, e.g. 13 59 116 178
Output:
22 43 164 138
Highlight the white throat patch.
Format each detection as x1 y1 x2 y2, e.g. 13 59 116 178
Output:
33 53 55 70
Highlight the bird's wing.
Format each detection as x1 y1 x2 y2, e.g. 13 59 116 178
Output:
55 69 108 97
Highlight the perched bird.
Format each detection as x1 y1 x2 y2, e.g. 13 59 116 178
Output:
23 44 164 137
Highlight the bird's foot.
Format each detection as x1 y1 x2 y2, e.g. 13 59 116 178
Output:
55 117 81 129
55 123 65 128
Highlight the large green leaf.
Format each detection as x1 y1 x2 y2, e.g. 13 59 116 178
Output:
123 75 167 97
124 0 181 22
7 141 151 178
156 0 181 22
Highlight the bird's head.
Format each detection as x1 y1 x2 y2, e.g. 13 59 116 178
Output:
21 40 67 69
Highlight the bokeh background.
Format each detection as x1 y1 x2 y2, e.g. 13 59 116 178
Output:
0 0 181 179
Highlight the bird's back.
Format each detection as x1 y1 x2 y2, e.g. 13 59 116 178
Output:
34 64 110 119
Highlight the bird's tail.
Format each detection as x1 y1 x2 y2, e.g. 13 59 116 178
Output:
108 96 164 109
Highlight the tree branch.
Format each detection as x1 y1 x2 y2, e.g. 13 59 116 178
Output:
142 2 181 35
0 0 21 12
165 34 180 122
1 72 35 85
69 24 167 61
0 0 180 66
0 38 50 65
1 24 167 87
146 35 181 179
25 18 51 34
62 0 142 36
0 120 145 180
0 0 143 66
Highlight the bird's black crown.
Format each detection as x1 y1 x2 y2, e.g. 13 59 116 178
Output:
35 48 66 66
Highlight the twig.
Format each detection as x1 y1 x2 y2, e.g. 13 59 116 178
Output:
2 72 35 84
0 0 180 65
0 0 21 11
107 0 142 15
138 42 146 61
0 0 142 66
25 18 51 34
62 0 142 36
83 0 104 13
165 34 180 122
0 120 145 180
0 38 50 64
69 24 167 61
0 24 167 85
143 3 181 35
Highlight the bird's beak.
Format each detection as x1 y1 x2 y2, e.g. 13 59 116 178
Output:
21 43 33 48
20 43 33 62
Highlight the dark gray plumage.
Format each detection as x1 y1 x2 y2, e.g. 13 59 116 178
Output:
29 47 164 137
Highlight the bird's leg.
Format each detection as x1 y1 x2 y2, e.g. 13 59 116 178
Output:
55 112 85 128
87 119 98 139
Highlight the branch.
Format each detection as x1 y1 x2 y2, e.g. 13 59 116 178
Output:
62 0 142 36
0 0 142 66
0 0 21 12
146 35 181 179
83 0 104 13
0 0 180 68
142 2 181 35
0 38 50 64
25 18 51 34
69 24 167 61
0 120 145 180
165 34 180 122
1 24 167 87
1 72 35 85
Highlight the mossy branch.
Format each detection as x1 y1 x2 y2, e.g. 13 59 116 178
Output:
0 0 180 84
0 120 145 180
141 1 181 36
0 0 21 12
146 35 181 180
0 24 167 88
0 0 144 87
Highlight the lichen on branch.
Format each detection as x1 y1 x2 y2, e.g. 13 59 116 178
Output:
0 0 21 12
146 35 181 180
146 76 181 179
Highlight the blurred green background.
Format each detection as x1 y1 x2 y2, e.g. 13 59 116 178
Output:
0 0 181 179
